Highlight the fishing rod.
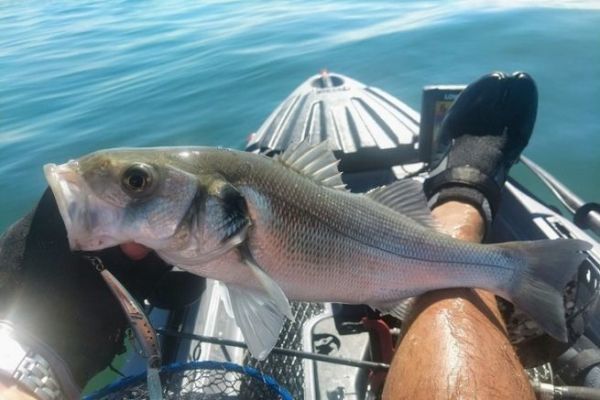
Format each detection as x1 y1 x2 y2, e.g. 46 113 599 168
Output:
520 156 600 236
157 328 391 371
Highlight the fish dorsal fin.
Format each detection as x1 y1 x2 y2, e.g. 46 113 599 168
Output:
275 140 346 190
366 179 437 229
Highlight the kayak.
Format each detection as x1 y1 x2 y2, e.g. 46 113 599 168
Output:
94 72 600 400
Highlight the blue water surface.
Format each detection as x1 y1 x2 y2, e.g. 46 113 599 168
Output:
1 1 599 230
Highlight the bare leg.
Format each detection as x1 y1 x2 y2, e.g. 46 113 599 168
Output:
382 201 535 400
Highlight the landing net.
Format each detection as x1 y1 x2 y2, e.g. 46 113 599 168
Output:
83 361 293 400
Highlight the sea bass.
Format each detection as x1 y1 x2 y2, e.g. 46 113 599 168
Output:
44 142 590 359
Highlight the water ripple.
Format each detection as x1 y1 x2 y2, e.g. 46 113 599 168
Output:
0 0 599 229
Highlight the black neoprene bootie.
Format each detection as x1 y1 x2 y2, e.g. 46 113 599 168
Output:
424 71 538 225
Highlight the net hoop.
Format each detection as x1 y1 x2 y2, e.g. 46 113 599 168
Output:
83 360 293 400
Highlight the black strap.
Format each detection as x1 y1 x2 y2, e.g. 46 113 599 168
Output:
424 166 502 216
557 349 600 383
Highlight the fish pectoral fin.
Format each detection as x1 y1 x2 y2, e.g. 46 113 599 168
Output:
225 283 288 360
218 281 235 319
366 179 437 229
239 244 293 320
221 244 292 360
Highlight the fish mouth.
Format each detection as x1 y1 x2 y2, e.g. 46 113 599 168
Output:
44 161 105 251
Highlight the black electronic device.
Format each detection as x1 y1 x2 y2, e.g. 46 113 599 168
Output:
418 85 465 165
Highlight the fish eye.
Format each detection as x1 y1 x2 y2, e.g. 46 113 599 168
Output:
122 163 155 195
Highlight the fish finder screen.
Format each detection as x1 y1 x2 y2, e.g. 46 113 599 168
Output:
419 85 465 165
433 100 454 140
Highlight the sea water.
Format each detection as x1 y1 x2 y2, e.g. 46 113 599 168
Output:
1 1 599 229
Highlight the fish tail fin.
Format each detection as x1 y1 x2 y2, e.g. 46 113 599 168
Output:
499 238 591 342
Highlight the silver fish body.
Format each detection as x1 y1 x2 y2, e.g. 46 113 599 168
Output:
196 151 510 303
44 143 591 358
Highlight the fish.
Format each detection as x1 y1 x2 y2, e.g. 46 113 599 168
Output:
43 141 591 359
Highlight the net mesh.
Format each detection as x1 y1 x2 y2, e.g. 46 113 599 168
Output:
83 361 292 400
245 301 325 399
87 302 325 399
185 301 326 399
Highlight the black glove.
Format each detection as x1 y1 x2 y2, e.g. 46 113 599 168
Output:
0 188 204 387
